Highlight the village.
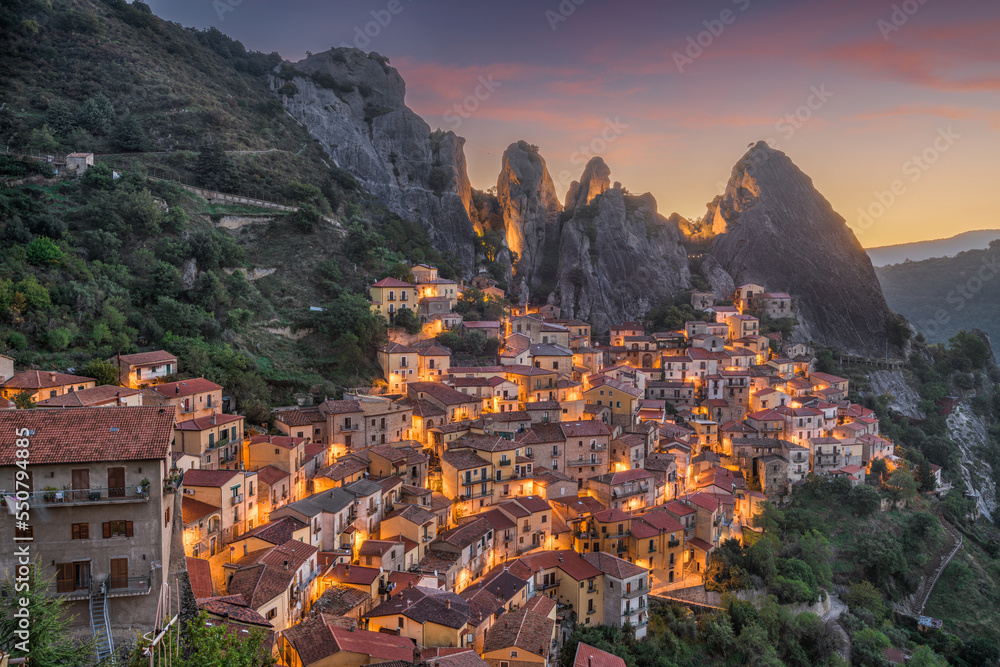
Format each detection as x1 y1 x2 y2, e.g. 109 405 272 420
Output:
0 265 924 667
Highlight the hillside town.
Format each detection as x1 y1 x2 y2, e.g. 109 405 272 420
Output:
0 265 916 667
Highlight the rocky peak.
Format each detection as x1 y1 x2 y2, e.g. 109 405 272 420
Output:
706 141 893 355
496 141 563 297
565 157 611 210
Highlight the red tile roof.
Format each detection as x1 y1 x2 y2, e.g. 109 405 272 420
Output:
574 643 627 667
151 377 222 398
116 350 177 367
175 413 244 431
371 277 415 288
235 516 307 545
0 406 174 465
182 497 221 524
35 384 141 407
517 549 601 581
186 557 215 599
2 370 94 390
285 615 415 666
182 468 241 488
249 434 305 450
255 465 289 487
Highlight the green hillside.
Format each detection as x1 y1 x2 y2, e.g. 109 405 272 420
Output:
0 0 457 413
876 241 1000 346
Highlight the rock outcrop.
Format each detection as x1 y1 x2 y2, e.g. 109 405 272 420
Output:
706 142 893 355
496 141 563 297
549 158 691 332
273 49 476 271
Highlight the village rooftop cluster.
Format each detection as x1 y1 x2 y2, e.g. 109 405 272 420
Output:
0 269 928 666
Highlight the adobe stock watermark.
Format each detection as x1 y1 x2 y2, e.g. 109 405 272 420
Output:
878 0 930 40
856 127 959 232
11 426 33 653
546 0 587 31
212 0 242 22
673 0 752 73
714 86 832 192
919 252 1000 337
443 75 502 130
337 0 415 50
552 116 629 192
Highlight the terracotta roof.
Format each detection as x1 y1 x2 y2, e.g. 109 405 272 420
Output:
387 504 436 526
366 586 470 628
255 465 290 487
321 399 365 415
284 615 414 666
560 421 612 437
235 516 308 545
198 595 272 628
116 350 177 367
249 434 305 450
441 449 492 471
483 606 555 656
328 563 381 585
35 384 141 407
185 557 215 599
150 377 222 398
574 643 627 667
2 370 95 390
517 549 601 581
311 584 372 616
183 468 241 488
0 406 174 465
382 342 417 354
583 551 645 580
372 277 415 288
175 413 244 431
182 497 220 524
274 406 324 427
408 382 478 406
435 517 492 549
228 539 317 609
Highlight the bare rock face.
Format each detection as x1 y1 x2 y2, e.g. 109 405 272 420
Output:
707 142 893 355
699 254 735 300
552 159 691 332
565 157 612 210
274 48 476 271
496 141 563 298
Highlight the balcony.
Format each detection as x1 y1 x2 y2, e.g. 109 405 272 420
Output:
498 459 511 467
571 458 602 466
668 538 681 549
341 423 360 431
106 575 153 598
624 587 646 599
26 486 149 507
538 578 560 591
576 531 598 540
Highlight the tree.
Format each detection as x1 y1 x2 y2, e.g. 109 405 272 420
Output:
849 483 881 516
886 467 918 501
12 391 35 409
393 307 421 335
916 460 937 493
127 611 275 667
26 236 65 265
111 114 148 151
194 142 240 192
0 568 97 665
868 458 889 485
81 358 121 386
75 93 116 136
908 645 948 667
962 636 1000 667
851 627 890 667
845 580 888 625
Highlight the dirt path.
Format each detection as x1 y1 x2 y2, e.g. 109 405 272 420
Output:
820 592 851 663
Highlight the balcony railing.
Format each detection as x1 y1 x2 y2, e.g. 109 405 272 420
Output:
498 460 511 467
21 486 149 507
538 579 560 591
107 575 153 597
341 423 360 431
668 538 681 548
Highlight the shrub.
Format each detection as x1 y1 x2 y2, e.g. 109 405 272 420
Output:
26 237 64 265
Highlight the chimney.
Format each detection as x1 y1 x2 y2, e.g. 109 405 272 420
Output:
589 658 592 667
210 411 216 425
346 563 351 574
48 371 56 382
445 599 451 610
175 385 180 394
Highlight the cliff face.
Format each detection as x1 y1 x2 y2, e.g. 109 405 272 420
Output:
496 141 563 299
551 158 691 332
707 142 893 355
274 48 476 271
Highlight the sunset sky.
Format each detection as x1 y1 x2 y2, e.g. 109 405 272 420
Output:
147 0 1000 248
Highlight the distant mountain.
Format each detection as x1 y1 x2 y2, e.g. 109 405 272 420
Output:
867 230 1000 267
876 241 1000 344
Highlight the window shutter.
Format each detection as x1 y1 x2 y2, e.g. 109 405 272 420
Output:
103 522 111 539
72 524 79 540
81 523 89 539
126 521 134 537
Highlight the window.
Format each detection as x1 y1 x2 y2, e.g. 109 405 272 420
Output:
511 651 519 658
266 608 277 620
103 521 133 538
